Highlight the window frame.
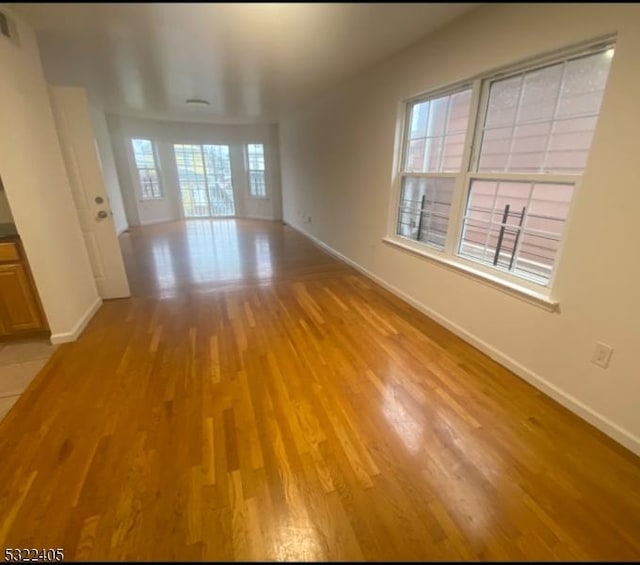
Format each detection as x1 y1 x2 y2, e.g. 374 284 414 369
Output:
245 143 267 199
396 83 477 254
386 36 615 304
130 138 163 201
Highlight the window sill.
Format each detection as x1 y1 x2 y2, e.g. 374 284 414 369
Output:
382 236 560 313
139 197 165 202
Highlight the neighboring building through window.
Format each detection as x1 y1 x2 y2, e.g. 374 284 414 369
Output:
394 42 615 287
246 143 266 197
131 138 162 199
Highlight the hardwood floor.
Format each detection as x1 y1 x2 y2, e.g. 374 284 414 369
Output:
1 218 639 561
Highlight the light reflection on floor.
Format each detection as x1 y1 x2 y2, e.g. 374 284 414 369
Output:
254 233 273 279
123 219 279 298
186 219 244 283
382 385 424 455
274 521 324 562
377 365 496 539
150 238 176 297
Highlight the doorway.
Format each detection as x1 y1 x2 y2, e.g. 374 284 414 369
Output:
174 144 235 218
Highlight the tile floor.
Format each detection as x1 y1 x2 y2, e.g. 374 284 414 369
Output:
0 339 58 422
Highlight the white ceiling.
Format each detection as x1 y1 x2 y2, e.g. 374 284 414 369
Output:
12 3 479 123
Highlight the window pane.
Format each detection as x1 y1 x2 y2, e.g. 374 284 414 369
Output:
478 49 613 174
174 144 209 217
406 139 426 171
427 97 448 137
397 177 455 250
519 63 564 124
410 101 429 138
247 144 265 171
203 145 235 216
404 89 471 173
131 138 161 199
138 168 160 199
425 137 444 171
514 232 561 281
557 50 612 119
459 180 574 284
174 144 235 217
132 139 154 167
249 171 266 197
246 144 266 196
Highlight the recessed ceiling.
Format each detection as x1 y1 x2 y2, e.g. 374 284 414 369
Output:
12 2 479 123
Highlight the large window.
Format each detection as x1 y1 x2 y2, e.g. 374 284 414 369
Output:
131 138 162 200
246 143 266 197
174 144 235 217
393 42 614 288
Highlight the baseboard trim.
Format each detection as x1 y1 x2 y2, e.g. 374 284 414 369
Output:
50 297 103 345
287 221 640 456
138 217 281 225
140 218 174 226
243 215 281 222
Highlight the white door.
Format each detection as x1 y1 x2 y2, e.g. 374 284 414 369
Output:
49 86 130 299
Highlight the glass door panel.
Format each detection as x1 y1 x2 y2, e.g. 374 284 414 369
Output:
174 144 235 217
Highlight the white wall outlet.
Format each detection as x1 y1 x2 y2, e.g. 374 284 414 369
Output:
592 342 613 368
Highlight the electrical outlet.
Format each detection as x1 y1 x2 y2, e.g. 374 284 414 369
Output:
307 215 312 224
592 342 613 368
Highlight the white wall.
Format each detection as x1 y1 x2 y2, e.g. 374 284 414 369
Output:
107 115 282 225
90 109 129 235
279 3 640 454
0 5 100 341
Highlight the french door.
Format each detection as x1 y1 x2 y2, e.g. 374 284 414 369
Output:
174 144 235 217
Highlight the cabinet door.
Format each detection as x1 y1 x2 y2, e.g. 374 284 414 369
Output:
0 263 46 333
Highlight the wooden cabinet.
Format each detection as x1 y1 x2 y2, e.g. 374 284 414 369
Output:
0 239 48 337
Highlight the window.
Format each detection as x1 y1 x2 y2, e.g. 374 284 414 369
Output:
246 143 266 197
131 138 162 200
393 42 614 289
398 88 472 250
174 144 235 217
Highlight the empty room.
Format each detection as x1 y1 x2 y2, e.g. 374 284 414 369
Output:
0 2 639 562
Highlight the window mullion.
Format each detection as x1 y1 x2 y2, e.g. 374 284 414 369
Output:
445 178 467 257
400 172 459 178
469 80 491 172
437 96 452 172
503 74 525 172
200 145 213 216
469 172 576 184
445 79 483 257
540 61 568 172
421 101 432 172
245 145 251 196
